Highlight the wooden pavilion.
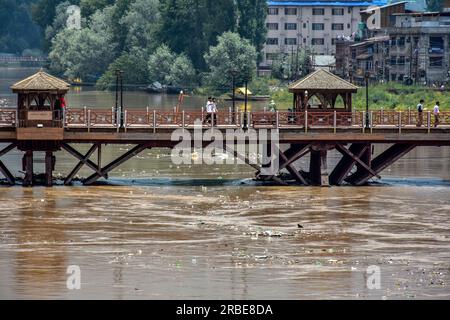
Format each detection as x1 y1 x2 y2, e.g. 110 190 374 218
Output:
11 69 70 131
10 69 70 186
289 69 358 112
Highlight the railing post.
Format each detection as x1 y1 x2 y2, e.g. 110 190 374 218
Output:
111 107 114 126
370 111 373 134
427 111 431 133
333 110 337 133
87 109 91 132
398 111 402 134
408 107 411 125
305 111 308 133
15 109 18 128
182 110 185 129
276 111 279 130
146 106 149 127
362 111 365 133
153 110 156 133
124 110 128 132
84 106 87 127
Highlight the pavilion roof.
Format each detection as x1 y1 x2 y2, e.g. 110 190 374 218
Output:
11 69 70 92
289 69 358 92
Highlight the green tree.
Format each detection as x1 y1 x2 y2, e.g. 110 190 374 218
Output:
96 47 149 90
119 0 160 50
158 0 236 70
236 0 268 63
147 45 196 86
148 44 176 84
79 0 114 17
167 54 197 87
48 20 116 80
204 31 257 91
426 0 444 11
0 0 42 53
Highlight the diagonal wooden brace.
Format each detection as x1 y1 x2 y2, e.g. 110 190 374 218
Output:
62 143 108 183
335 143 381 180
0 143 17 185
83 144 150 185
63 144 100 185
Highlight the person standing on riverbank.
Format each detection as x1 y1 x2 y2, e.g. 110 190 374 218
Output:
417 99 424 127
433 102 440 127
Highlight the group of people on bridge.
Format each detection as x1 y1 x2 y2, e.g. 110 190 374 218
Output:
417 100 441 127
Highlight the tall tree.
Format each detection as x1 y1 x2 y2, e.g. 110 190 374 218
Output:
204 31 257 91
236 0 268 64
0 0 42 53
79 0 115 17
158 0 236 70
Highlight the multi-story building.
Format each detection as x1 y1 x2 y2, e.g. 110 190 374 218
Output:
348 2 450 84
261 0 388 72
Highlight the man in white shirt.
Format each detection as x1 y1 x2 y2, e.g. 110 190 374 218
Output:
416 99 424 127
433 101 440 127
204 97 213 124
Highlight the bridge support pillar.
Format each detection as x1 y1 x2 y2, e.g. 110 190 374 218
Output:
22 151 33 187
309 148 329 186
45 151 55 187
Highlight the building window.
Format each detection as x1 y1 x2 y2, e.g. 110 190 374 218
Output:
398 74 404 81
332 8 344 15
313 8 325 15
390 56 397 65
268 8 279 15
285 23 297 30
285 38 297 45
397 56 405 65
266 53 278 60
331 38 338 45
390 37 397 46
303 38 306 44
285 8 297 15
312 38 324 45
429 56 443 67
391 74 397 81
347 23 351 29
266 23 279 30
332 23 344 30
312 23 324 30
348 8 351 14
303 23 307 28
429 36 444 53
398 37 405 46
266 38 278 45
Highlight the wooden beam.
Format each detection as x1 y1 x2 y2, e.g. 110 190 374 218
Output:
335 143 381 180
0 160 15 185
346 143 416 186
84 144 150 185
330 143 368 185
278 149 308 185
224 145 261 171
63 144 98 185
0 143 17 157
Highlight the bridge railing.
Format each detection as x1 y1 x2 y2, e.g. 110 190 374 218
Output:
1 107 448 131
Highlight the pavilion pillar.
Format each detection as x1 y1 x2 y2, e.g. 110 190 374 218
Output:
22 151 33 187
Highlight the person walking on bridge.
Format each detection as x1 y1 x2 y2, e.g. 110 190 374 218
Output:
416 99 424 127
433 101 440 127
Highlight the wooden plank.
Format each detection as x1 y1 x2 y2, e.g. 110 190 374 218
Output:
0 143 17 157
278 149 308 185
23 151 33 186
17 128 64 140
45 151 53 187
84 144 150 185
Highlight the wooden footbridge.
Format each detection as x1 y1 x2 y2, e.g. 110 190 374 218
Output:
0 70 449 187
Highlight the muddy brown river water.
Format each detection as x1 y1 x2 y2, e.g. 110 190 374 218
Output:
0 68 449 299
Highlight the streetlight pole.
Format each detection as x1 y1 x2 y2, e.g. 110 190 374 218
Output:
115 69 119 125
120 70 124 127
365 71 370 129
244 80 249 130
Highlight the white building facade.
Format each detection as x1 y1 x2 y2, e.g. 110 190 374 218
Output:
261 0 388 70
